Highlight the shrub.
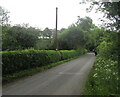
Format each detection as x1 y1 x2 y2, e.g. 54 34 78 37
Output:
45 50 61 63
84 56 119 95
2 49 86 76
60 50 79 60
2 49 50 76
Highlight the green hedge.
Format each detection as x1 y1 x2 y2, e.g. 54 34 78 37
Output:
60 50 78 60
2 49 86 76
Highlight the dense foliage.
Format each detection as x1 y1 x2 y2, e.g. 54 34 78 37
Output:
85 57 119 95
84 2 119 95
84 30 119 95
2 25 41 50
58 17 101 50
1 6 100 51
58 25 85 49
2 49 86 76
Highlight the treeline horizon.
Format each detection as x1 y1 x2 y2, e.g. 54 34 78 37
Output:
1 6 107 52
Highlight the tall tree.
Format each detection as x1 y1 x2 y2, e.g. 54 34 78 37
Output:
0 6 10 25
76 16 93 31
2 25 40 50
43 27 52 38
87 2 120 31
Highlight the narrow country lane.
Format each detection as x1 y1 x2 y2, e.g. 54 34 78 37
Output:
3 53 95 95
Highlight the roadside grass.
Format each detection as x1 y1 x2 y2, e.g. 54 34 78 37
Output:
83 55 119 96
3 55 82 85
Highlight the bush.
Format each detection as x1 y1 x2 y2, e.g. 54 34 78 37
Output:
60 50 83 60
2 49 50 76
2 49 86 76
76 47 87 55
45 50 61 63
84 56 119 95
97 41 113 59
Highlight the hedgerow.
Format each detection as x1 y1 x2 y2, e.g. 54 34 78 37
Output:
84 56 119 95
2 49 86 77
84 33 119 95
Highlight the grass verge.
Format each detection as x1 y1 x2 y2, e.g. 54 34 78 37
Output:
83 56 119 96
3 55 82 85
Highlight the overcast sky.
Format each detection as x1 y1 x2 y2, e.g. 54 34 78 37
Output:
1 0 104 30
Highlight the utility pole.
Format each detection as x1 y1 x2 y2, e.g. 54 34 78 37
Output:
55 7 58 50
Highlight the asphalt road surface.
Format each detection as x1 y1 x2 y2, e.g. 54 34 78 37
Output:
3 53 95 95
